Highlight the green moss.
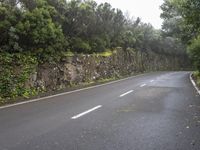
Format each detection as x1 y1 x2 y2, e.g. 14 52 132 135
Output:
0 52 39 104
61 51 75 57
97 50 113 57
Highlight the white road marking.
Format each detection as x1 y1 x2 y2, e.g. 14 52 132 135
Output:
0 73 147 110
190 73 200 95
140 84 146 87
150 80 154 83
119 90 134 97
71 105 102 119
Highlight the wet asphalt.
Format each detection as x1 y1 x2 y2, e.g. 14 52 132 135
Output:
0 71 200 150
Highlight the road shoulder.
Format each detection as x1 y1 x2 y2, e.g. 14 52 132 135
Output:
190 72 200 95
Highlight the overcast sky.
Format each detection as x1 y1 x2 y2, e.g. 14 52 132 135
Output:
95 0 164 29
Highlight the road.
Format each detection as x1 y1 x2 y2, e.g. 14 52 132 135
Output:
0 71 200 150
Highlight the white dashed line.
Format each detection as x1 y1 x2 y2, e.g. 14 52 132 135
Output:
71 105 102 119
140 84 146 87
0 73 147 110
150 80 154 83
119 90 134 97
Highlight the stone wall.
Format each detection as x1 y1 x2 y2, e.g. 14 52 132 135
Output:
26 48 189 92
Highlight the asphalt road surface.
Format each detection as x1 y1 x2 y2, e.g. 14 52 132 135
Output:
0 71 200 150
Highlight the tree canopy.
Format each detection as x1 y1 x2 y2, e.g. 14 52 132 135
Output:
0 0 187 60
0 0 191 100
160 0 200 72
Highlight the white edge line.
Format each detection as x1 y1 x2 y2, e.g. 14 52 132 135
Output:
119 90 134 97
190 73 200 95
140 84 147 87
0 73 147 110
71 105 102 119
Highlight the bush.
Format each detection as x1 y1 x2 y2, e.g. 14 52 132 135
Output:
70 37 91 53
188 35 200 72
90 37 107 53
0 53 38 101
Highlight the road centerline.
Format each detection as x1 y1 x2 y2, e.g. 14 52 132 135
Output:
71 105 102 119
140 84 147 87
119 90 134 97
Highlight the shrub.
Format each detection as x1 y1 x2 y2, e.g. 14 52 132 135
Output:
0 52 38 101
188 35 200 72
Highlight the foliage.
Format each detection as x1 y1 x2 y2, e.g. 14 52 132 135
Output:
180 0 200 32
0 0 67 58
97 50 113 57
0 0 188 55
0 52 38 102
188 35 200 71
61 51 75 57
193 71 200 88
160 0 200 72
70 37 91 53
0 0 190 101
0 2 23 52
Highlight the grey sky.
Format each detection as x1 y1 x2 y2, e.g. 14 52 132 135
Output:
95 0 164 29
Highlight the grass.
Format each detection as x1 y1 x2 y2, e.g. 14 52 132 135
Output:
61 51 75 57
61 50 116 57
193 71 200 88
97 50 113 57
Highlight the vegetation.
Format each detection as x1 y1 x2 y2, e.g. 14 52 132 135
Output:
160 0 200 73
0 0 189 101
0 0 187 55
0 52 38 102
193 71 200 88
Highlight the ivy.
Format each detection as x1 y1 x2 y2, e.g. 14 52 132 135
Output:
0 52 38 104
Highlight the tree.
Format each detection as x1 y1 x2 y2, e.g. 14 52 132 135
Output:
0 2 23 52
160 0 200 71
188 35 200 71
0 0 67 59
160 0 195 43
